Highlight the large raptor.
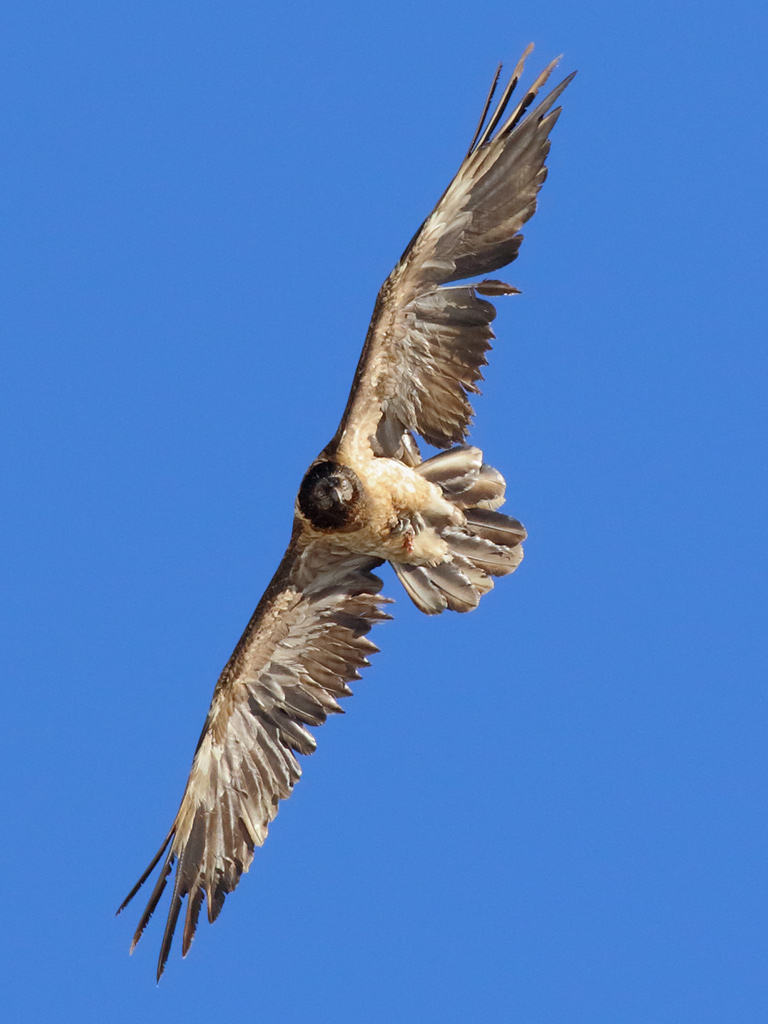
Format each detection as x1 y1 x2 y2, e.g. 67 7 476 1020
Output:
119 44 574 979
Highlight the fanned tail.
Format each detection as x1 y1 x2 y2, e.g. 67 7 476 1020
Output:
390 446 525 614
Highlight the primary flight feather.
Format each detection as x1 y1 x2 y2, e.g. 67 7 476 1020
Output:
119 44 574 979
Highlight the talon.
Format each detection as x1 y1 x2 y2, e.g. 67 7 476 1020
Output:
390 516 417 553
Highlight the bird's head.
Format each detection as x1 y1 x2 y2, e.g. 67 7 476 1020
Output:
297 460 363 531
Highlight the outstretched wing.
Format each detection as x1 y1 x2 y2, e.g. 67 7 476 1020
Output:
334 45 575 456
118 529 389 980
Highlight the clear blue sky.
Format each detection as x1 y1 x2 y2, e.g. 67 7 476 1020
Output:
2 2 766 1021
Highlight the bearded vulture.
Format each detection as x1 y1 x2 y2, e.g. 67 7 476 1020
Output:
119 43 574 979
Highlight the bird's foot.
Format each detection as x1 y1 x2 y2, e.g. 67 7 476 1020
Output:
390 516 416 553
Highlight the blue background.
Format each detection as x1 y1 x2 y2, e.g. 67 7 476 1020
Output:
3 2 766 1020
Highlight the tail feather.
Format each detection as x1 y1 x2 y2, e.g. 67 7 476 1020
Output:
392 445 525 614
445 526 524 576
463 508 526 547
394 560 481 615
455 465 506 510
415 445 483 492
450 553 496 595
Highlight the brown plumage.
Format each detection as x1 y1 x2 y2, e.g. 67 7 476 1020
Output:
118 45 574 979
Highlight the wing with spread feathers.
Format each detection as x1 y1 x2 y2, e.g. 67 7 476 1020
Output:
335 45 575 456
118 532 388 979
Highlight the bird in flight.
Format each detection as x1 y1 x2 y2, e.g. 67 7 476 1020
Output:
119 44 574 979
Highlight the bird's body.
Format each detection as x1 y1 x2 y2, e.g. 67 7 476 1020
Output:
119 44 574 979
299 450 459 564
